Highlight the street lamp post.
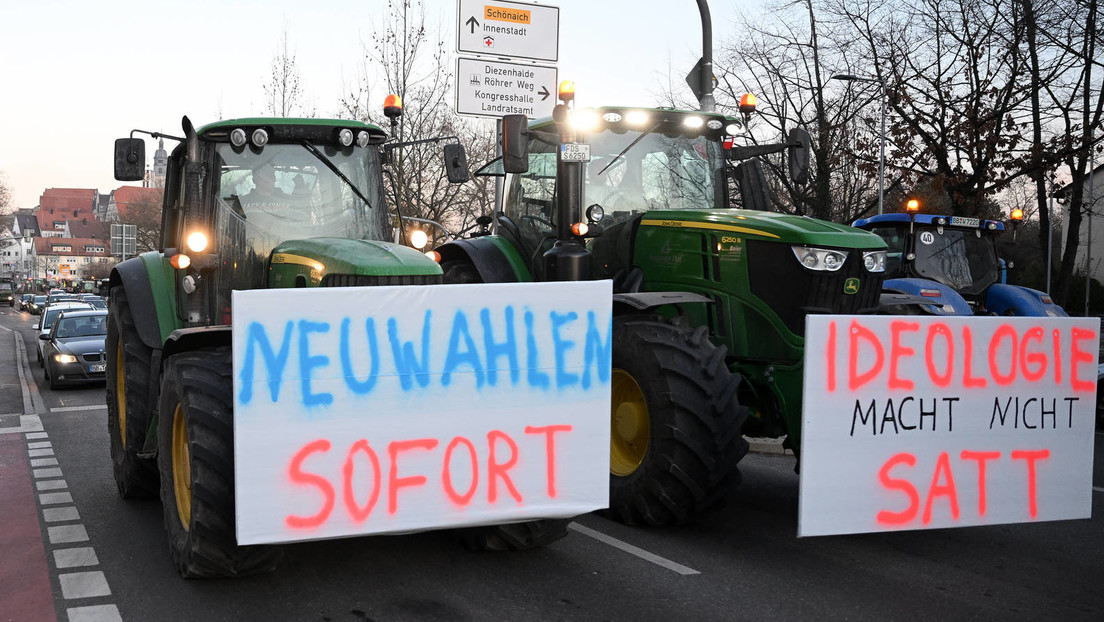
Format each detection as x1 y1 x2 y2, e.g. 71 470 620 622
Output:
832 73 886 215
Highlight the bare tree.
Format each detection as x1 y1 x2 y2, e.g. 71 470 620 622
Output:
338 0 495 244
0 170 13 230
263 24 314 118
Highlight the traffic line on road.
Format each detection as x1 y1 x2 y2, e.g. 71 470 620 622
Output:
50 405 108 412
19 430 124 621
568 522 701 576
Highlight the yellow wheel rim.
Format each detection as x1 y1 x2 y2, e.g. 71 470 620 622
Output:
610 369 649 476
115 340 126 447
171 404 192 531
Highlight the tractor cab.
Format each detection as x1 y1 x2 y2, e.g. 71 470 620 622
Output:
854 213 1066 316
113 116 447 329
476 107 732 278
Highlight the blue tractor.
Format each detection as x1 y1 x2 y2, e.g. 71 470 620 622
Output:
853 213 1068 317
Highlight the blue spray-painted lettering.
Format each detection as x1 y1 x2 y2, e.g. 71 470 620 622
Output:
388 310 432 390
441 310 485 388
551 311 579 388
239 321 294 404
524 309 550 389
340 317 379 395
582 311 613 389
481 306 519 386
298 320 333 407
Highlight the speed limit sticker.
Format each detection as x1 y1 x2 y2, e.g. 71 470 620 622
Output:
919 231 935 245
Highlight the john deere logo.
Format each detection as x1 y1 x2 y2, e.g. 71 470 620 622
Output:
843 278 861 295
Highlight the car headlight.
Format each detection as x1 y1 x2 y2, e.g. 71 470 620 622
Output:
862 250 886 272
54 354 78 364
792 246 849 272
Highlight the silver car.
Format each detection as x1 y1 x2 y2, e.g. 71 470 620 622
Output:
36 302 94 366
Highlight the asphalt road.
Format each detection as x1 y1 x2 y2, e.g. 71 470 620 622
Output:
2 306 1103 622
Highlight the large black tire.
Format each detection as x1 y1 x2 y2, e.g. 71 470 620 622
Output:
605 316 749 526
105 287 159 498
455 519 570 552
157 347 281 578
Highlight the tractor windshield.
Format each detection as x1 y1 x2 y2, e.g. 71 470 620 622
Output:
505 127 725 247
912 226 1000 295
215 142 389 250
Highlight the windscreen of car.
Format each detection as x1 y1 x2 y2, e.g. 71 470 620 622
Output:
912 227 1000 295
43 306 90 330
34 296 46 304
55 315 108 338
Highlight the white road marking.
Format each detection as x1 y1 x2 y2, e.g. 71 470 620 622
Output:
33 467 63 479
40 491 74 505
43 506 80 522
47 524 90 544
54 548 100 569
67 605 123 622
36 479 68 491
568 522 701 576
58 571 111 599
50 405 107 412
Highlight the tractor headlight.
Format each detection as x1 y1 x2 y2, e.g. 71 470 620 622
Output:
792 246 848 272
862 250 886 272
186 231 209 253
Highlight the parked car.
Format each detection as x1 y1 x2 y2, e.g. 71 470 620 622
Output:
40 309 109 389
19 293 35 312
36 302 94 366
27 295 48 315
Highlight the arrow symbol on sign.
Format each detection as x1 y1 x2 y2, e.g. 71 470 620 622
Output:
538 86 550 101
466 16 479 34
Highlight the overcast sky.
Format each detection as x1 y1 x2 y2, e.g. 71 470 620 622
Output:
0 0 762 209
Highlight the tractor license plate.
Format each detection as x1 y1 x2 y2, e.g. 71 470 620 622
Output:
560 143 591 162
949 216 980 227
89 364 106 373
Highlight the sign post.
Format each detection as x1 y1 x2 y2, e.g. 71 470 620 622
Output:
455 1 560 121
457 0 559 62
456 57 557 119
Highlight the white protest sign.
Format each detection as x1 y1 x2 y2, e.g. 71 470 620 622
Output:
232 281 612 545
799 315 1098 537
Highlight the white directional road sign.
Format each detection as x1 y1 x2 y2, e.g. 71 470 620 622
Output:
457 0 559 63
456 57 557 119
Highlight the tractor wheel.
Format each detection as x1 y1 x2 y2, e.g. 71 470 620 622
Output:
442 260 483 284
605 316 749 526
157 347 281 578
455 519 570 552
105 287 159 498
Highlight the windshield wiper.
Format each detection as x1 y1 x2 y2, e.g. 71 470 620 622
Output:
299 141 374 209
596 122 662 177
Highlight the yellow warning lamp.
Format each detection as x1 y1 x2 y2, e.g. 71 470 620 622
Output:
383 94 403 120
1010 208 1024 222
739 93 758 114
906 199 921 212
558 80 576 104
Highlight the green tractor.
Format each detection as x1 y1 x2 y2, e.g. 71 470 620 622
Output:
107 114 565 578
435 104 889 526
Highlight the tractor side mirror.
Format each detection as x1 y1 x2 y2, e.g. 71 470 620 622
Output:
114 138 145 182
443 143 470 183
502 114 529 174
787 127 811 185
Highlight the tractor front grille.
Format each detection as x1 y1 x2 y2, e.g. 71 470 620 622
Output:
321 273 442 287
747 240 883 336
